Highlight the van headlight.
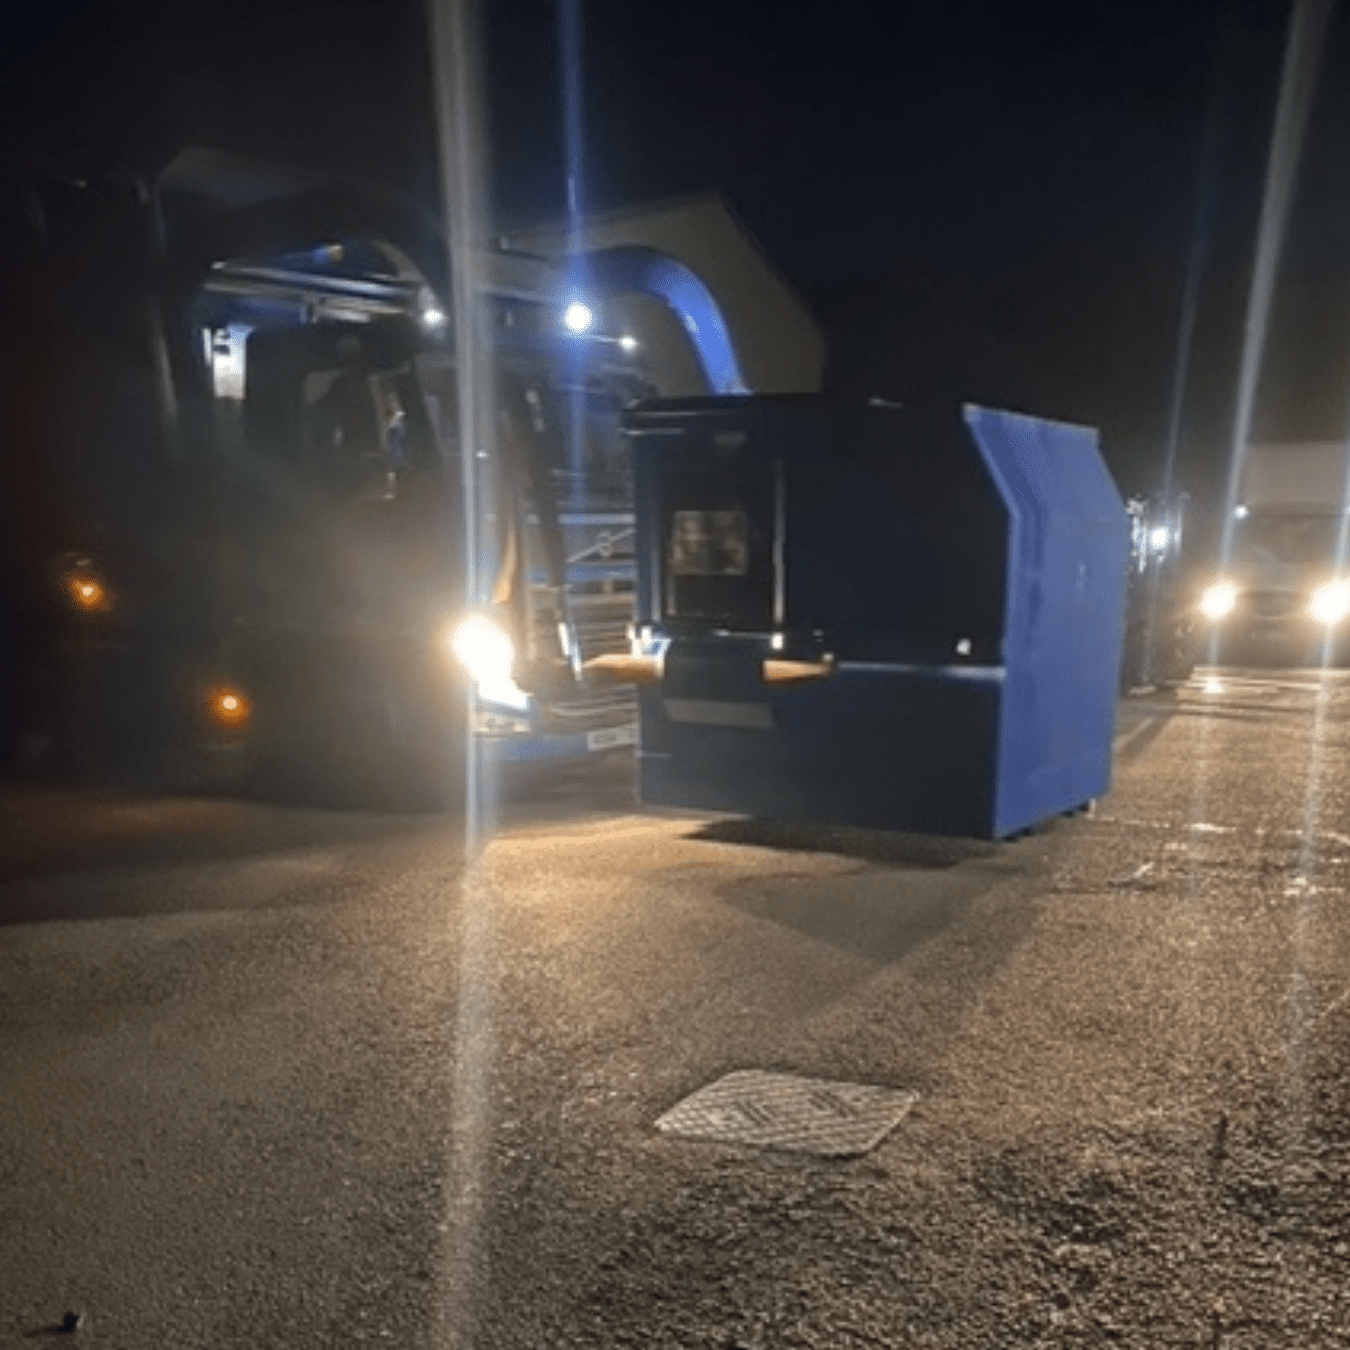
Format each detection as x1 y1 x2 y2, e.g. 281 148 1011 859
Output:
1199 581 1239 620
448 615 530 710
1309 580 1350 625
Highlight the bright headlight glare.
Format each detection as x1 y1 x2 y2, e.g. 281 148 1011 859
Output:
448 616 529 709
1310 581 1350 625
450 616 514 681
1199 581 1239 620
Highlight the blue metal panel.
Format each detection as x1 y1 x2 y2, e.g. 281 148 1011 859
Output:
625 396 1129 840
961 407 1129 836
639 661 1002 836
582 247 748 395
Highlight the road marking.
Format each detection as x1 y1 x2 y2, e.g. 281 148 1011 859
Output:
1194 674 1336 694
1108 861 1155 888
1113 715 1159 756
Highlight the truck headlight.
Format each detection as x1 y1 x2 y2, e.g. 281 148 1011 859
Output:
1199 581 1238 620
1310 580 1350 625
448 615 530 710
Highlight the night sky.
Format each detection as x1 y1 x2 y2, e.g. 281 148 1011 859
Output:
4 0 1350 496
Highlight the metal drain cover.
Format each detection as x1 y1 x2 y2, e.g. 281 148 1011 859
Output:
655 1070 918 1157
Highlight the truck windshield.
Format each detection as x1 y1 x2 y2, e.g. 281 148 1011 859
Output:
1237 515 1349 566
295 365 432 498
528 384 634 510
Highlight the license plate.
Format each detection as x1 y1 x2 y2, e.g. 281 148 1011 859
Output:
587 723 638 752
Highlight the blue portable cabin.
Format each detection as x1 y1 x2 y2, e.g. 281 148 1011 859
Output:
624 395 1129 839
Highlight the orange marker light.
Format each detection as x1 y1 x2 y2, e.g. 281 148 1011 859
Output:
208 687 251 729
68 576 105 610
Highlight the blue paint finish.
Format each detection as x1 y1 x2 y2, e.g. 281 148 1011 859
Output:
639 662 1003 836
625 397 1129 840
962 406 1129 836
583 247 748 395
483 731 589 763
526 562 633 586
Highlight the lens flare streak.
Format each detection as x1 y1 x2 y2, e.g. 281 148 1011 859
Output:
427 1 503 1342
1218 0 1336 569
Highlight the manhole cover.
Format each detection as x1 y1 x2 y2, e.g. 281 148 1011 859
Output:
655 1070 918 1157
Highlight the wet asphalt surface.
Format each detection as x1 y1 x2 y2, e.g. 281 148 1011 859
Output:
2 670 1349 1348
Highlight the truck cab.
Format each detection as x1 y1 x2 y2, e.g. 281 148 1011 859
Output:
196 267 649 802
7 163 655 804
1197 442 1350 663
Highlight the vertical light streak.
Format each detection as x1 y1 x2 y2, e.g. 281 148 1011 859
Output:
1143 25 1222 682
430 0 500 848
559 0 585 237
1217 0 1334 571
559 0 589 504
1268 0 1347 1180
1288 368 1350 1171
1175 676 1220 1138
1283 673 1332 1156
1204 0 1337 1212
427 1 499 1343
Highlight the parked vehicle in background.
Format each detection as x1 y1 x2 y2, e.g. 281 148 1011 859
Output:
1195 441 1350 664
0 162 666 805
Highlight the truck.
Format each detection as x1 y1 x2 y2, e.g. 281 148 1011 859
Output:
1195 441 1350 663
1119 490 1200 689
0 154 742 807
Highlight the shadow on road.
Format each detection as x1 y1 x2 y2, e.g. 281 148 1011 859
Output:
686 817 998 869
682 818 1036 968
0 781 451 889
0 754 644 927
719 867 991 964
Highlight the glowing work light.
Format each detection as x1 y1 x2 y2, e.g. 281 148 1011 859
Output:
562 301 594 333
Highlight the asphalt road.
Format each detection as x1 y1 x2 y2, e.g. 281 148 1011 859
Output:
2 672 1349 1348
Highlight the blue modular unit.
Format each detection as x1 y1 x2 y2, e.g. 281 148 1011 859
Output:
625 397 1129 839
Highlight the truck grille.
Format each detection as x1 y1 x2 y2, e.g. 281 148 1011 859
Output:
1249 591 1298 619
523 512 638 733
530 580 637 732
